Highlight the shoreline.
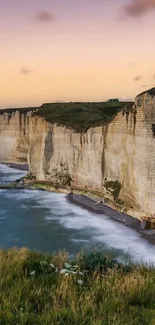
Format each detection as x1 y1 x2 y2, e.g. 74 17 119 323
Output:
67 193 155 245
1 162 29 171
1 162 155 246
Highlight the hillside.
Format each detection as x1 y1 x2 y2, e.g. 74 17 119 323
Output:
0 101 133 133
33 101 133 132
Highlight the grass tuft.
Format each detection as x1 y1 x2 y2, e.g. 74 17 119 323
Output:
0 249 154 324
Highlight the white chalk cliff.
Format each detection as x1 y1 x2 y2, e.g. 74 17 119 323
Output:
0 89 155 219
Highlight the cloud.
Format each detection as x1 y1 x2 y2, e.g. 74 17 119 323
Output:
21 68 33 75
123 0 155 17
153 74 155 79
134 75 143 81
34 10 55 22
141 84 147 88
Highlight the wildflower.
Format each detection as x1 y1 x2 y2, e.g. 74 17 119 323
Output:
60 269 69 275
77 280 83 285
70 271 77 275
50 263 55 268
79 272 84 276
72 265 78 269
20 308 24 312
64 262 72 269
40 261 48 265
30 270 35 276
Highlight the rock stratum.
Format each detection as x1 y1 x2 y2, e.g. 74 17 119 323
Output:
0 88 155 219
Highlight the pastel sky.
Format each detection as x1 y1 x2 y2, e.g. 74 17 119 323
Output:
0 0 155 107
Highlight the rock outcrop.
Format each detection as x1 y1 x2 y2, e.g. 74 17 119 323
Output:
0 88 155 219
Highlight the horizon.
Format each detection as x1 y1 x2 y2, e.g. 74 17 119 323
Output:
0 97 134 110
1 0 155 108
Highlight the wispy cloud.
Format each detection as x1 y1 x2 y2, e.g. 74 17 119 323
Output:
141 84 147 88
34 10 55 22
134 75 143 81
21 68 33 75
123 0 155 17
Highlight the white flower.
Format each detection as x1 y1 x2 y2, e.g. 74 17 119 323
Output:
40 261 48 265
64 263 72 269
60 269 69 275
50 263 55 268
72 265 78 269
77 280 83 285
70 271 77 275
79 272 84 276
30 270 35 276
20 308 24 312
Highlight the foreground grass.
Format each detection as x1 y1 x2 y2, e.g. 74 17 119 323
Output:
0 249 155 325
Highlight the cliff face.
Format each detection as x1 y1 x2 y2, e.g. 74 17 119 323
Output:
0 89 155 218
0 110 31 163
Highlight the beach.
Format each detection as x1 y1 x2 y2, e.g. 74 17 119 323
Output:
67 193 155 245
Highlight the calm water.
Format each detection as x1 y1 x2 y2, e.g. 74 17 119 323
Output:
0 163 155 263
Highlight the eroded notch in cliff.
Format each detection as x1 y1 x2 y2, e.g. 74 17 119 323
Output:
101 125 108 180
152 124 155 138
122 104 137 134
43 131 53 174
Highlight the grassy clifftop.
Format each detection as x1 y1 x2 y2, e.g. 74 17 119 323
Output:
0 248 155 325
33 101 133 132
0 101 133 133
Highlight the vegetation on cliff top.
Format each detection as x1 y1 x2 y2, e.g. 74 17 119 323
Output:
0 248 155 325
0 107 37 116
33 101 133 132
0 101 133 132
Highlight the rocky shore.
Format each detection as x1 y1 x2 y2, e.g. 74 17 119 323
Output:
67 193 155 245
3 163 29 171
1 166 155 245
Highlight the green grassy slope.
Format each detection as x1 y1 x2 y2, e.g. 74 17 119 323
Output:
0 248 155 325
0 101 133 133
33 101 133 132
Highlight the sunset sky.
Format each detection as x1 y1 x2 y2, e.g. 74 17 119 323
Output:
0 0 155 108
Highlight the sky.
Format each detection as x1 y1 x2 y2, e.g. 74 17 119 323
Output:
0 0 155 107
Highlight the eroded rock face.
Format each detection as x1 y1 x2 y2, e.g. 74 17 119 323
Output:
0 111 31 163
0 88 155 218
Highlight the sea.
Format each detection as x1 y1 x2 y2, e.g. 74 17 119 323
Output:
0 163 155 264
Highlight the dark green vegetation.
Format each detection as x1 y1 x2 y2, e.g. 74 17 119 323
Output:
51 170 72 187
0 99 133 132
108 98 120 103
104 180 122 203
0 101 133 132
33 101 133 132
0 249 155 325
0 107 37 116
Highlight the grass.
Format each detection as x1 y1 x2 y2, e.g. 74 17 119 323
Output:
0 249 155 324
33 102 133 132
0 101 133 133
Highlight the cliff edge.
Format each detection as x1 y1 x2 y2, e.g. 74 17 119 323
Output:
0 88 155 219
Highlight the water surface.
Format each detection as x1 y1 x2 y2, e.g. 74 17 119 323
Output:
0 163 155 264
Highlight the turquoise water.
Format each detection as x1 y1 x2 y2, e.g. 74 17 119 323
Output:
0 163 155 263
